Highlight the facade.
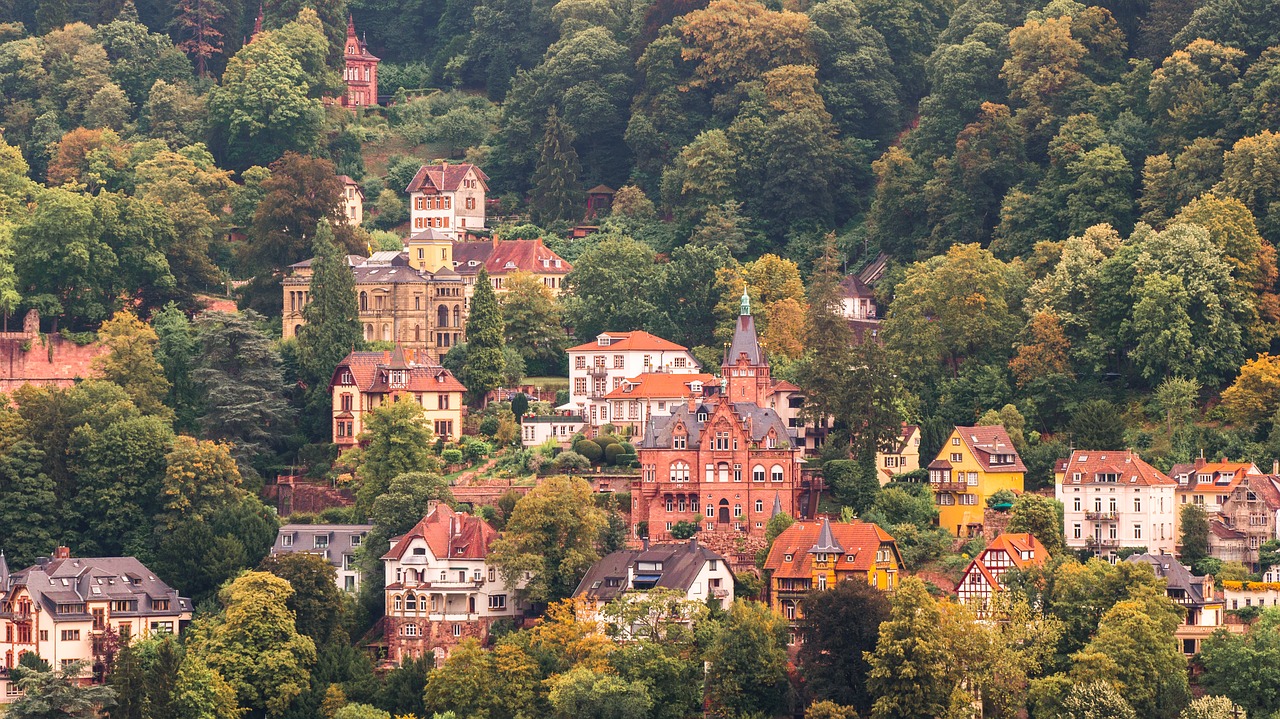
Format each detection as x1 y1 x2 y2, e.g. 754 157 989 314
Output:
520 412 585 448
633 296 808 540
875 424 921 484
600 373 716 438
1170 458 1261 514
340 16 379 108
271 524 374 593
573 539 734 616
955 533 1048 615
927 426 1026 537
381 504 525 666
0 548 192 699
1125 553 1223 655
763 518 901 640
1223 568 1280 611
406 163 487 238
1213 473 1280 570
839 275 881 342
452 237 573 296
567 331 701 427
1055 450 1178 559
338 175 364 225
330 347 466 447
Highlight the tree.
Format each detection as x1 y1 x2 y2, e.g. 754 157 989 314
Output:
1007 495 1067 557
799 579 892 712
153 303 200 430
93 309 172 419
489 476 608 603
705 600 790 718
258 553 345 645
678 0 814 93
187 572 317 718
461 269 505 403
1219 130 1280 244
823 460 880 515
171 0 227 76
548 666 653 719
368 472 454 537
297 221 362 386
1178 503 1211 568
501 271 564 374
865 578 955 719
158 436 244 531
1068 400 1126 450
562 235 661 341
7 660 116 719
1179 696 1238 719
1154 376 1201 439
529 107 582 225
1222 354 1280 426
0 437 58 568
1200 608 1280 717
355 397 437 514
1060 681 1136 719
333 705 390 719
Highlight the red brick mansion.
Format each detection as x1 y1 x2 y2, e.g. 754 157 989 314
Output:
633 293 810 540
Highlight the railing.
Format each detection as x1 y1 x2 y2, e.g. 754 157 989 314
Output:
931 481 968 492
587 366 610 377
1085 511 1119 521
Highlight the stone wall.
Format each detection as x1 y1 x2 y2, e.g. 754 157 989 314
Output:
0 311 109 392
263 478 355 516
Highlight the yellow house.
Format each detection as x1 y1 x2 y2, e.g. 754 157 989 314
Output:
763 518 902 640
329 346 467 449
876 423 922 484
927 426 1025 537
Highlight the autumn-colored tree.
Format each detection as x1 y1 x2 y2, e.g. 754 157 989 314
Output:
679 0 813 93
1221 354 1280 426
93 309 173 419
761 296 806 361
171 0 226 76
157 435 244 532
1010 311 1074 387
1001 16 1092 137
45 128 116 188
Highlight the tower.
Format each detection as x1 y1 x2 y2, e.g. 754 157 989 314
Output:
406 228 454 273
342 15 380 108
722 290 771 406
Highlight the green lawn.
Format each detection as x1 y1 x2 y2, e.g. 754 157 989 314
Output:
522 376 569 390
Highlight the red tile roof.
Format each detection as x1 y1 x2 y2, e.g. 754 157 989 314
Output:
567 331 690 353
452 239 572 276
1059 450 1175 486
1209 520 1247 540
332 350 467 393
956 533 1048 595
603 373 715 400
954 426 1027 473
405 163 489 194
1170 460 1257 494
382 504 498 561
763 519 899 580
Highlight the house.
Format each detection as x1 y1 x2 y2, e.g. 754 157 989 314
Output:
633 295 809 540
928 426 1026 537
452 237 573 296
1170 458 1262 514
340 15 379 108
1125 553 1224 655
876 424 922 484
283 246 468 361
601 373 716 438
329 347 466 447
271 524 374 593
955 533 1048 615
1222 567 1280 612
338 175 364 225
520 412 585 448
839 275 881 343
763 518 901 641
1055 450 1177 559
572 539 734 619
406 163 487 239
1213 473 1280 570
0 547 192 699
567 331 700 429
381 503 525 667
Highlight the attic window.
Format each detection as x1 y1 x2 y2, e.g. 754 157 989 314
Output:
697 412 708 422
412 548 426 556
468 260 479 267
784 554 793 562
555 260 562 267
504 261 517 269
1072 473 1081 482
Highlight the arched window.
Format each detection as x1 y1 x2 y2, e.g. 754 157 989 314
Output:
359 292 367 311
453 306 461 327
406 594 417 611
755 499 763 513
364 324 373 341
414 325 421 342
771 465 784 482
393 595 402 611
382 324 391 342
669 461 689 481
437 305 449 328
752 465 766 482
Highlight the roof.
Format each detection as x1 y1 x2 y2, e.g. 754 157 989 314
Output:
586 184 615 195
603 373 715 400
2 552 190 619
352 264 430 285
724 309 764 367
957 533 1048 594
572 540 731 604
952 426 1027 473
338 174 360 186
332 349 467 394
1125 553 1218 608
272 524 375 569
638 399 792 450
1245 475 1280 509
405 163 489 194
890 424 920 454
839 274 874 298
568 331 690 353
763 520 899 580
382 504 498 563
1209 520 1247 540
345 16 380 61
1169 459 1258 493
452 239 572 277
1059 450 1175 487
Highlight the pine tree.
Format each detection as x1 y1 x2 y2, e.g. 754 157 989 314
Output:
530 108 582 225
297 221 362 388
462 268 506 403
171 0 227 77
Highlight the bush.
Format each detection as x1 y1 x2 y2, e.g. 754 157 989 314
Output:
554 451 591 472
442 448 463 465
479 416 501 437
617 442 634 454
319 506 356 523
603 443 624 465
574 439 603 462
671 521 700 539
986 488 1018 509
464 441 492 463
556 389 569 405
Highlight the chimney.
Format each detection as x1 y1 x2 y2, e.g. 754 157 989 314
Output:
426 500 440 516
642 537 650 551
53 546 70 560
689 535 698 551
687 395 696 412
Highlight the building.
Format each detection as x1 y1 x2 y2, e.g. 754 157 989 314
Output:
406 163 487 238
1055 450 1177 559
330 347 466 447
839 275 881 342
875 424 921 484
338 175 364 225
381 504 525 666
763 518 901 640
271 524 374 593
955 533 1048 615
340 15 379 108
283 245 468 361
1222 567 1280 612
566 331 701 428
572 539 734 618
1214 473 1280 570
633 295 809 540
452 237 573 296
1170 458 1262 514
0 548 192 699
520 412 585 448
1125 553 1224 655
927 426 1026 537
600 372 716 438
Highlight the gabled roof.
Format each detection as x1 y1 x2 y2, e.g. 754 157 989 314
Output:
332 350 467 393
889 424 920 454
405 163 489 194
639 400 791 450
1125 553 1218 607
764 520 899 580
1245 474 1280 509
1169 459 1259 493
956 533 1048 596
451 239 572 277
567 331 690 353
3 553 190 619
382 504 498 562
1059 450 1175 486
572 540 731 604
603 373 715 400
1209 520 1247 540
839 275 874 298
952 426 1027 473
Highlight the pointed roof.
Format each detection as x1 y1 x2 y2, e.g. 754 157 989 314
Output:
764 520 901 579
724 295 765 367
346 13 356 36
771 492 784 518
388 343 409 370
809 518 844 554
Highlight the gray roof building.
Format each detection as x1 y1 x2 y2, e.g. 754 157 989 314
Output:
573 539 735 606
272 524 374 592
0 547 190 621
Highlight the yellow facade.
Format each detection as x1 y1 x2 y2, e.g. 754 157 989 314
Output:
931 428 1025 536
407 234 453 273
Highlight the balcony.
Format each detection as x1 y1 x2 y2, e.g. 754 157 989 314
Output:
1085 511 1119 521
587 366 610 378
1086 537 1121 548
428 612 479 622
931 481 968 492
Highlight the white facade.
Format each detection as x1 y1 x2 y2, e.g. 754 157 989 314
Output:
271 524 373 593
408 165 486 239
521 414 585 448
340 177 364 226
566 332 700 427
1058 482 1178 558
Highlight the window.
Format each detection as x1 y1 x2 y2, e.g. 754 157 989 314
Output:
314 535 329 549
489 595 507 610
61 659 78 670
673 434 686 450
402 624 418 637
1073 523 1082 539
950 453 963 463
755 499 764 513
60 630 80 641
613 355 624 368
1133 524 1142 540
771 466 784 482
1073 497 1081 511
753 466 766 482
150 622 174 634
734 504 742 517
438 394 450 410
575 356 586 369
282 535 293 547
1134 497 1142 512
734 464 742 482
452 625 462 637
952 437 960 445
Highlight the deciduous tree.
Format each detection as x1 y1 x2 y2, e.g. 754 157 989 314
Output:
355 398 437 514
93 309 172 419
489 476 607 603
799 578 891 712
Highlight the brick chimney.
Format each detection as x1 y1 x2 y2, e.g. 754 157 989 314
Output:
53 546 70 559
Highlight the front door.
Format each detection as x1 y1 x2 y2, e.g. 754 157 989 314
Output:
718 499 730 524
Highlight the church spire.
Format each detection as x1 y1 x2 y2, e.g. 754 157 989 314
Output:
739 289 750 316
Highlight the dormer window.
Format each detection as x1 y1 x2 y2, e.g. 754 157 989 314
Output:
784 554 793 562
390 370 407 386
597 336 611 346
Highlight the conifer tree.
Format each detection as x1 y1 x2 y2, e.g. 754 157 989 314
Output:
296 221 362 388
530 108 582 225
171 0 226 77
462 268 506 402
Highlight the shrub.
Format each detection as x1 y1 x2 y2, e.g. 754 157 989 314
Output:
617 442 634 454
442 448 463 465
464 441 492 463
479 416 500 437
986 488 1018 509
554 451 591 472
603 443 624 465
671 521 700 539
574 439 603 462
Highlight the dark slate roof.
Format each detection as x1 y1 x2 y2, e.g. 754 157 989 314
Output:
272 524 375 571
572 541 731 604
809 518 844 554
3 555 190 618
638 400 791 450
352 264 430 284
724 312 764 366
1124 553 1213 607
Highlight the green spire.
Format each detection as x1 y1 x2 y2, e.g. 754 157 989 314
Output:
740 289 750 316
